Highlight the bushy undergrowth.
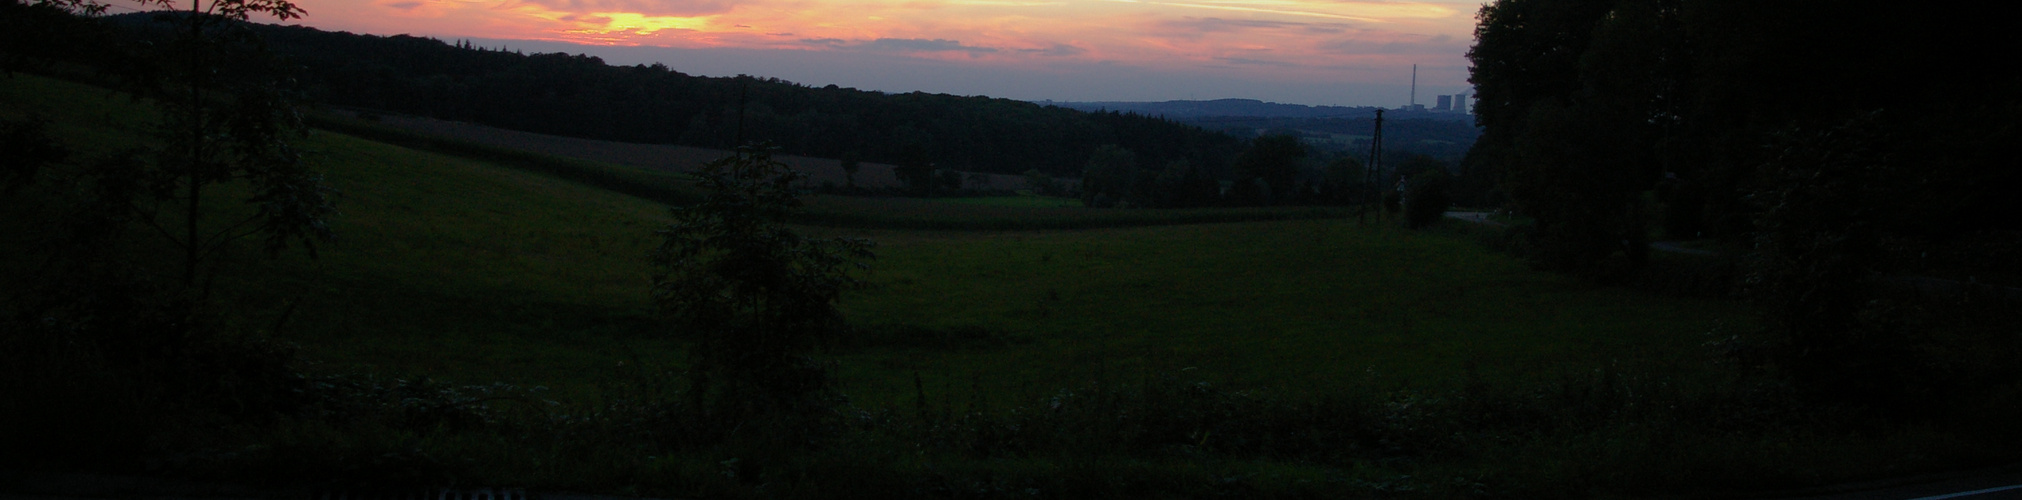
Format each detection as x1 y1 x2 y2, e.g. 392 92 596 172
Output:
1449 200 2022 418
90 354 2015 499
14 285 1881 500
0 268 305 472
1436 201 2022 488
1443 220 1739 299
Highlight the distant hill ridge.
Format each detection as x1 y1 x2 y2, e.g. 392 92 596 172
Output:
1046 99 1475 122
86 12 1243 178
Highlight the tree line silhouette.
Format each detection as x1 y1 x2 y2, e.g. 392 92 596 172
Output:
220 23 1246 179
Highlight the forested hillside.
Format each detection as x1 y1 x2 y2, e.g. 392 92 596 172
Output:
1051 98 1473 121
195 20 1241 177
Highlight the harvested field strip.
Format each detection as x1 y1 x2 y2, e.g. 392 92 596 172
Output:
800 196 1362 230
316 109 1035 191
306 113 701 205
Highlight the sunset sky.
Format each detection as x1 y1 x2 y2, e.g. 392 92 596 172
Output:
120 0 1486 106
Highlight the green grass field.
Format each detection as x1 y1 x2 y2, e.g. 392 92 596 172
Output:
1 71 1748 406
831 220 1746 406
15 73 2014 498
1 72 1749 406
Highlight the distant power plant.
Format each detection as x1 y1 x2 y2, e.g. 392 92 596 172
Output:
1401 65 1473 114
1404 93 1471 114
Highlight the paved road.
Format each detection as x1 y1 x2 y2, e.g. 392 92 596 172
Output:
1443 210 1502 226
1764 463 2022 500
9 467 2022 500
1443 211 1723 256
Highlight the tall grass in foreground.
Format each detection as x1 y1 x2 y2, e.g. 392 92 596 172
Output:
176 355 2019 499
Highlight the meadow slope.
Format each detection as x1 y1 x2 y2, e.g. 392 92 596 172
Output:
17 72 2022 499
2 73 1748 406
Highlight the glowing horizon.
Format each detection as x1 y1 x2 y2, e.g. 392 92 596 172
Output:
111 0 1485 106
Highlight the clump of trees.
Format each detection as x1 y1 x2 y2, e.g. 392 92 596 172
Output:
1466 0 2022 405
2 0 335 468
1231 135 1304 204
1399 156 1454 230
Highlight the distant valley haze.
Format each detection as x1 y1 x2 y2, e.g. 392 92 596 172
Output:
102 0 1481 107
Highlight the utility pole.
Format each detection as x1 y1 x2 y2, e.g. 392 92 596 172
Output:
733 75 750 154
1362 108 1385 223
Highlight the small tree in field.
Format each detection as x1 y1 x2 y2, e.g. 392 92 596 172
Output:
651 145 874 423
838 151 861 190
122 0 335 290
1 0 325 462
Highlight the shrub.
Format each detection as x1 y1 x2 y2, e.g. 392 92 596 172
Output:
650 144 874 433
1743 113 1930 408
0 268 303 470
1403 169 1453 229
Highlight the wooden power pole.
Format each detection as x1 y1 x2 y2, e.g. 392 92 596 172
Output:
1362 108 1385 223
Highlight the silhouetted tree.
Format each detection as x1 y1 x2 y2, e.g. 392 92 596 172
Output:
1233 134 1304 205
121 0 336 289
892 144 935 196
1468 0 1654 269
0 117 67 191
839 150 860 190
1151 159 1219 208
651 145 874 422
1022 168 1061 196
0 0 321 468
1398 155 1454 229
1 0 113 74
1318 156 1366 206
936 168 964 194
1080 144 1137 208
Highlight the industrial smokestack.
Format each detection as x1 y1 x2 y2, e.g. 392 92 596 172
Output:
1409 64 1417 108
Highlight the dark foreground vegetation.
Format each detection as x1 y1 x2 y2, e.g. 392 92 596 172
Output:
1465 0 2022 413
4 0 2021 498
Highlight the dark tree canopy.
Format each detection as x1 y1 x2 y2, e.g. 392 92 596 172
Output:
1469 0 2022 261
1232 134 1305 205
651 146 874 420
1079 144 1139 208
176 22 1245 179
1467 0 2022 403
